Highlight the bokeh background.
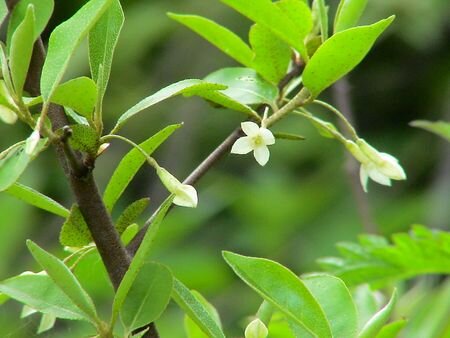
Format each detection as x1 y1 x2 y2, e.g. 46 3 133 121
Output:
0 0 449 337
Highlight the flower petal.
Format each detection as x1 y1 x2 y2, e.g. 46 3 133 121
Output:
367 165 391 186
231 137 253 154
241 121 260 136
379 153 407 180
173 184 198 208
259 128 275 145
360 164 369 192
253 145 270 166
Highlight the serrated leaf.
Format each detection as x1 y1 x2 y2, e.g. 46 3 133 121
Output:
359 290 397 338
184 290 222 338
410 120 450 142
7 0 54 47
223 251 332 337
59 205 92 247
112 198 172 325
375 319 407 338
0 272 88 320
221 0 311 61
303 16 394 97
249 24 291 84
112 80 225 133
303 273 358 338
334 0 368 33
318 226 450 288
37 313 56 334
115 198 150 234
9 4 35 97
120 262 173 332
89 0 124 106
0 139 46 191
172 278 225 338
204 67 278 106
169 13 253 68
103 124 180 212
51 77 98 119
5 182 69 217
40 0 112 101
67 124 99 156
26 241 99 323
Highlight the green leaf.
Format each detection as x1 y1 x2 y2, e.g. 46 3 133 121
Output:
112 198 172 325
353 285 380 329
0 272 88 320
223 251 332 337
0 139 46 192
184 290 222 338
59 205 92 247
303 273 358 338
274 132 306 141
359 290 397 338
249 24 291 84
9 4 35 97
103 124 180 212
317 225 450 288
51 77 98 119
172 278 225 338
26 241 99 324
204 67 278 106
313 0 328 42
115 197 150 234
303 16 394 97
67 124 99 156
37 313 56 334
0 1 7 26
375 320 407 338
120 223 139 245
120 262 173 332
410 120 450 142
65 107 90 126
89 0 124 105
168 13 253 68
5 182 69 218
112 80 225 133
334 0 368 33
221 0 311 61
40 0 112 101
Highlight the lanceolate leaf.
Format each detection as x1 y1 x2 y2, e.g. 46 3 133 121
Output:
112 80 225 133
375 320 407 338
103 124 181 212
410 120 450 142
334 0 368 33
303 16 394 97
120 262 173 332
313 0 328 42
168 13 254 68
112 198 172 325
5 182 69 218
184 290 222 338
89 0 124 104
9 4 35 97
172 278 225 338
40 0 112 101
249 24 291 84
221 0 311 61
359 290 397 338
115 197 150 234
0 272 88 320
37 313 57 334
223 251 332 337
7 0 54 46
26 241 99 324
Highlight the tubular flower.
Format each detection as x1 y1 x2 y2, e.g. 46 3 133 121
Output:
346 140 406 192
231 122 275 166
156 167 198 208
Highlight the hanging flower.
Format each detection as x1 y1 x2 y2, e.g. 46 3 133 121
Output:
156 167 198 208
231 122 275 166
245 318 268 338
346 140 406 192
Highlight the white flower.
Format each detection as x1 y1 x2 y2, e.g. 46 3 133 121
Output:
156 167 198 208
346 140 406 192
231 122 275 166
245 318 268 338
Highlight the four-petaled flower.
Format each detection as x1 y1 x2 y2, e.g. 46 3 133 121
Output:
346 139 406 192
156 167 198 208
231 122 275 166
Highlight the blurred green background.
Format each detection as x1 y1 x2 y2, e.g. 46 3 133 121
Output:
0 0 449 337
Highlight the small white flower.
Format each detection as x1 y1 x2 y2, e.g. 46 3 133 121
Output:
346 140 406 192
245 318 268 338
231 122 275 166
156 167 198 208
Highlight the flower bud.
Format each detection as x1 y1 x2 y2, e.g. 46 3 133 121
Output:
245 318 268 338
156 167 198 208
